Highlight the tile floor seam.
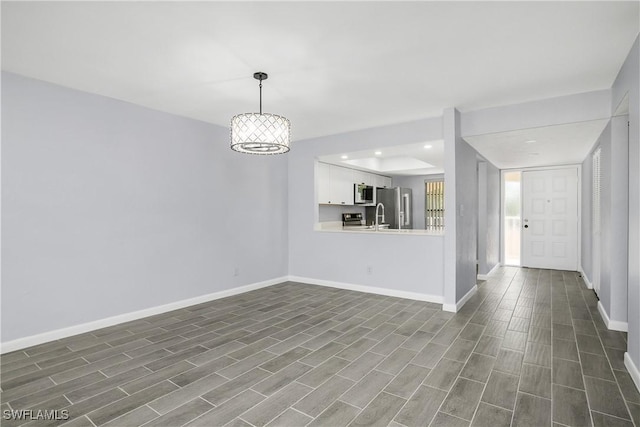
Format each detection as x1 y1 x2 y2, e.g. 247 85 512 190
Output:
246 380 316 427
145 403 161 416
86 415 98 427
564 271 595 427
580 276 637 427
80 391 134 426
116 385 130 396
235 416 257 427
180 401 217 427
549 272 559 427
431 280 499 425
248 386 270 399
458 354 491 423
288 403 318 420
429 410 469 427
467 346 495 425
335 399 362 410
507 271 533 427
591 408 637 423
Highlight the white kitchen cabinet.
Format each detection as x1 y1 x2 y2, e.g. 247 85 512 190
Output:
353 170 376 187
316 163 393 205
316 162 354 205
365 172 375 186
330 165 354 205
317 162 332 204
353 170 367 185
374 174 392 189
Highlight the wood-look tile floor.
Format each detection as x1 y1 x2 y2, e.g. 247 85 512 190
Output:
2 268 639 427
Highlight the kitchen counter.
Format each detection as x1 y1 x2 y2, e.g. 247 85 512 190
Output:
315 221 444 236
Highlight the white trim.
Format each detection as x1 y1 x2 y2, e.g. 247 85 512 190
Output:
578 266 593 289
287 275 444 305
597 301 629 332
501 163 586 173
443 284 478 313
624 352 640 393
1 276 287 354
577 163 582 272
478 263 500 280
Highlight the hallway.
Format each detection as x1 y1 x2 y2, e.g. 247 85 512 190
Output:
465 266 638 426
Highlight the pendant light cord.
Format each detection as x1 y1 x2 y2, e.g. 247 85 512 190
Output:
259 79 263 115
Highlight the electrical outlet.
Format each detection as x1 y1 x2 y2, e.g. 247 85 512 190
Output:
366 265 373 275
234 267 240 277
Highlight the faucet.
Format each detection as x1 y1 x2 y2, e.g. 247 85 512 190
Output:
375 203 385 231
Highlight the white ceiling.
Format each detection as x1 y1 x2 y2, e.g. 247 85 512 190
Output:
319 140 445 176
463 119 610 169
2 1 639 168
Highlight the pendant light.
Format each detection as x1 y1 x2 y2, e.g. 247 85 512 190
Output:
230 72 291 154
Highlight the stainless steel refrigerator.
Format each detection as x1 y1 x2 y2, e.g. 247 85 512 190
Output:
376 187 413 229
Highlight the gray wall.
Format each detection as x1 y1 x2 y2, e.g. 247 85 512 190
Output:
455 138 479 301
318 205 366 223
611 35 639 371
577 116 630 330
583 35 639 374
443 108 478 308
608 116 629 324
288 118 446 299
477 161 500 275
1 72 289 342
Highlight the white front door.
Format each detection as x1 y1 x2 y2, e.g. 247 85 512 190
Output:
522 167 578 270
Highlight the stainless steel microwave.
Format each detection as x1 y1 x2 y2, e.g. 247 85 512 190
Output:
354 183 374 204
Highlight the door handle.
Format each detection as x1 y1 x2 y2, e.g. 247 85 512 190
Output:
524 225 529 228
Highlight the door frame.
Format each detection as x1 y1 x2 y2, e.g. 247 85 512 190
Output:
500 164 582 270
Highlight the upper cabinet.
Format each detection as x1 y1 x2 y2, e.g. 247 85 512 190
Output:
317 162 332 204
331 166 353 205
353 170 374 187
317 163 353 205
374 174 393 189
317 162 392 205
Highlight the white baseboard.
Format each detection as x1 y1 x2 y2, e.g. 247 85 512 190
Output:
625 353 640 393
443 284 478 313
287 276 444 305
578 266 593 289
597 301 629 332
478 263 500 280
1 276 287 354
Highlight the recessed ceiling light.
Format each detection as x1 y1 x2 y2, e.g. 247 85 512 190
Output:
525 140 536 144
424 145 432 149
374 151 382 155
341 155 348 159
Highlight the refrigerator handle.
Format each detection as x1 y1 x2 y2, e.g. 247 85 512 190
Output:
403 193 410 226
